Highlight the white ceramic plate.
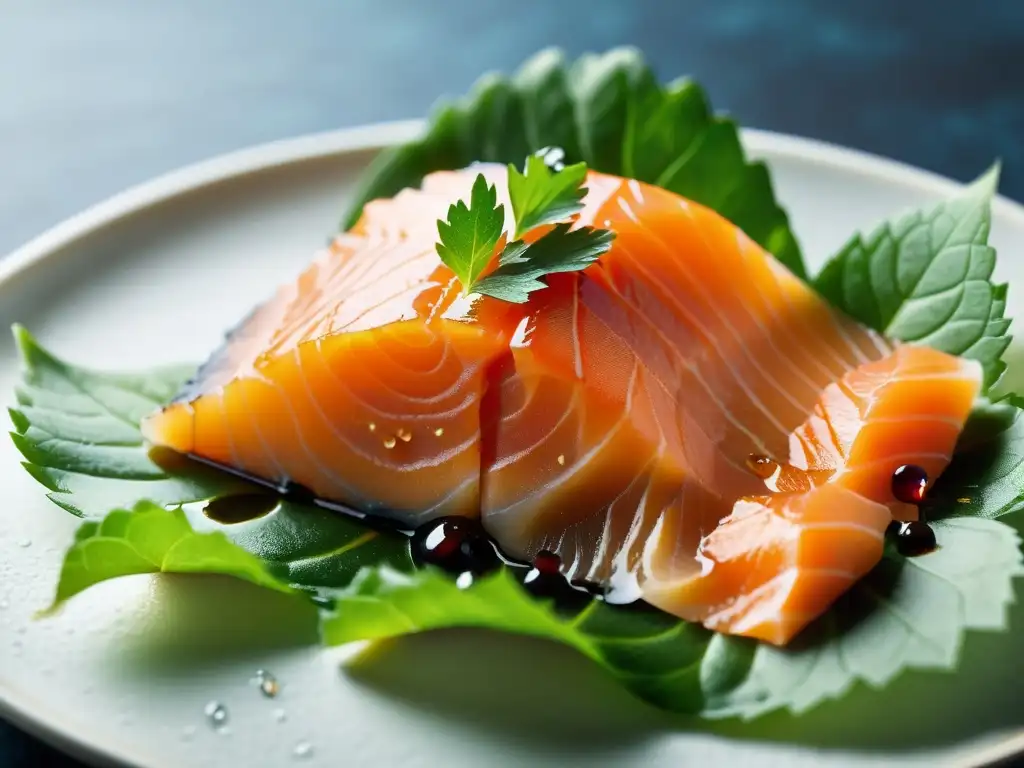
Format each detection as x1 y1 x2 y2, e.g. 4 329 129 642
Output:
1 122 1023 768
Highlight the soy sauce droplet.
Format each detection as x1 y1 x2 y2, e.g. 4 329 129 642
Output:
523 551 570 598
745 454 777 479
411 517 500 576
413 517 468 563
533 550 561 575
892 464 928 504
893 520 937 557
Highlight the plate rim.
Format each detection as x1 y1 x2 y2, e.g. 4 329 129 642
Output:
1 120 1022 768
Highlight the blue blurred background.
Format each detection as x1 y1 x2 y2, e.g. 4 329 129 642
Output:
1 0 1023 765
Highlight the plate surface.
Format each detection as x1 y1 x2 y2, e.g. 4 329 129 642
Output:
1 123 1023 768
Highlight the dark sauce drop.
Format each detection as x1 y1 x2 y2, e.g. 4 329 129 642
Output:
516 551 591 609
745 453 778 480
892 464 928 504
888 464 936 555
203 494 279 524
410 517 501 575
888 520 938 556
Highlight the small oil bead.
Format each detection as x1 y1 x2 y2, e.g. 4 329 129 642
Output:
383 436 397 449
434 427 445 437
557 454 566 466
397 428 413 443
368 422 376 432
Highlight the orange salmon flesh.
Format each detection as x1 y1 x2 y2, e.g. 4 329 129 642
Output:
141 166 981 645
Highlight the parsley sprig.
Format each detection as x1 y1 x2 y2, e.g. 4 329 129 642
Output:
434 151 615 303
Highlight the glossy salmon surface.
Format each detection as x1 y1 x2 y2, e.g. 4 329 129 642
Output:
141 165 981 645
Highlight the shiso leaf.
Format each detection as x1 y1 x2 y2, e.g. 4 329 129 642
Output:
813 164 1010 390
10 326 413 592
45 501 296 612
340 47 806 278
321 515 1023 717
9 324 250 517
13 327 1024 718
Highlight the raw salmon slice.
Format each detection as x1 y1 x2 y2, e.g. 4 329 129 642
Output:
141 165 982 645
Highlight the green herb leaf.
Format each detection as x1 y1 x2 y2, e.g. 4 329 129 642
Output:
11 329 1024 716
813 164 1010 390
47 501 296 612
474 224 615 303
8 324 250 517
342 47 806 277
507 154 587 238
10 326 414 593
926 395 1024 521
435 173 505 293
321 516 1023 718
184 500 414 591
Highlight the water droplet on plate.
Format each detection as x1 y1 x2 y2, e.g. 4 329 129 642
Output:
456 572 474 589
204 701 228 729
293 741 314 759
273 708 287 723
181 725 197 741
0 599 9 610
17 539 31 548
253 669 280 698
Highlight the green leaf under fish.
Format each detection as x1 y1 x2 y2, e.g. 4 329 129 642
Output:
340 47 807 278
11 326 1024 719
813 164 1011 391
45 501 296 612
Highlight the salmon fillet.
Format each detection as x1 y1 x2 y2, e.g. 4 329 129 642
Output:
141 166 981 645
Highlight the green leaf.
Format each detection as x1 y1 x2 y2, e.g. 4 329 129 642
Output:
321 516 1023 718
474 224 615 303
11 326 414 593
47 501 296 612
341 47 806 278
926 395 1024 521
435 173 505 292
507 154 587 238
813 164 1010 389
184 499 414 591
9 324 251 516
